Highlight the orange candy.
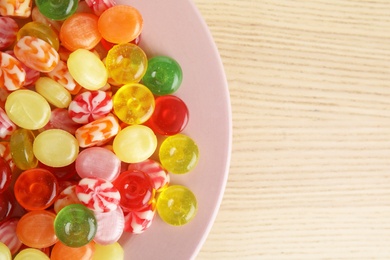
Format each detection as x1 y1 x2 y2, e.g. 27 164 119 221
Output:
60 13 101 51
16 210 58 248
51 241 95 260
98 5 143 44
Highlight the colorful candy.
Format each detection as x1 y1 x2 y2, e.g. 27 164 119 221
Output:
0 17 18 50
93 206 124 245
17 21 60 51
0 191 14 223
35 0 78 21
127 159 170 191
0 0 32 18
0 157 12 193
44 108 82 135
35 77 72 108
14 248 50 260
50 241 95 260
0 242 11 260
0 51 26 91
54 185 81 213
85 0 116 16
0 108 16 139
0 218 22 255
123 203 155 234
92 242 124 260
47 60 81 94
10 128 37 170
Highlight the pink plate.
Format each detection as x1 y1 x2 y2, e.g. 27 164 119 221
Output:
117 0 232 259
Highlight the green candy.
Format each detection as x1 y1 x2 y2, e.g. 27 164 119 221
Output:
35 0 78 21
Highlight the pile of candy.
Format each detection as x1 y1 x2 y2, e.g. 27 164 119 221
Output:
0 1 200 259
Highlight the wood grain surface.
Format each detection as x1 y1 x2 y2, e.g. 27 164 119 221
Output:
194 0 390 259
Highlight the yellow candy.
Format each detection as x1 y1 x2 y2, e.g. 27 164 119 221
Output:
35 77 72 108
33 129 79 167
67 49 108 90
0 242 11 260
113 125 157 163
17 21 60 51
14 248 49 260
92 242 124 260
5 89 51 130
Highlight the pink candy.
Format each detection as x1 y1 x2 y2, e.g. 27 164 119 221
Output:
128 159 170 192
44 108 82 135
0 17 18 50
0 107 16 139
124 203 155 234
94 206 124 245
0 218 22 255
85 0 117 16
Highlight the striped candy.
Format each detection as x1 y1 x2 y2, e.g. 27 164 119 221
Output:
0 108 16 139
54 185 81 213
123 203 155 234
0 17 18 50
76 177 121 213
0 0 32 18
128 159 170 191
0 218 22 255
0 52 25 91
69 90 113 124
47 60 81 94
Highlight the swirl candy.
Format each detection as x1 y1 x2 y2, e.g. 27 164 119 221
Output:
0 108 16 139
0 218 22 255
128 159 170 192
4 50 40 87
14 36 59 73
0 0 32 18
123 203 155 234
47 60 81 94
0 17 18 50
0 52 26 91
54 185 81 214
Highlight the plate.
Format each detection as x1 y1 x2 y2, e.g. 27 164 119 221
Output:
116 0 232 259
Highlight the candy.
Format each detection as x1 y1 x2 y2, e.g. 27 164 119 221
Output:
127 159 170 191
105 43 148 84
113 170 155 211
98 5 143 44
0 108 16 139
0 142 15 171
54 185 81 213
14 168 58 211
0 157 12 193
35 77 72 108
0 0 32 18
76 177 120 213
60 13 101 51
4 50 40 87
33 129 79 167
85 0 116 16
67 48 108 90
0 51 26 91
159 134 199 174
51 241 95 260
39 161 77 181
35 0 78 21
92 242 124 260
142 56 183 95
14 248 50 260
47 60 81 94
123 203 155 234
113 125 157 163
112 83 154 125
0 17 18 50
75 147 121 182
5 89 51 130
93 206 124 245
31 6 62 35
146 95 189 135
0 218 22 255
17 21 60 51
0 242 11 260
156 185 197 226
68 90 113 124
14 36 59 73
75 114 120 148
16 210 57 248
44 108 82 135
0 191 14 223
54 204 97 247
10 128 37 170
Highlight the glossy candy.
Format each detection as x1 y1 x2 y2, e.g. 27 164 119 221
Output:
35 77 72 108
47 60 81 94
51 241 95 260
0 0 32 18
0 157 12 193
75 147 121 182
54 204 97 247
31 6 62 36
0 108 16 139
14 36 59 73
93 206 124 245
156 185 197 226
67 49 108 90
44 108 82 135
4 50 40 87
113 125 157 163
17 21 60 51
0 17 18 50
60 13 101 51
105 44 148 84
98 5 143 44
33 129 79 167
113 170 154 211
123 203 155 234
10 128 37 170
0 191 14 223
142 56 183 95
54 185 80 213
92 243 124 260
14 248 50 260
0 242 11 260
85 0 116 16
0 51 26 91
0 218 22 255
128 159 170 191
159 134 199 174
76 177 121 213
69 90 113 124
14 168 58 210
146 95 189 135
75 114 120 148
16 210 57 248
35 0 78 21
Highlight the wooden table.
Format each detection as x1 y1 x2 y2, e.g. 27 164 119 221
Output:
195 1 390 259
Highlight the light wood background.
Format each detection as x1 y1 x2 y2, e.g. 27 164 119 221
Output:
195 0 390 259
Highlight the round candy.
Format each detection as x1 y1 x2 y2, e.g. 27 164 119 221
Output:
105 43 148 84
53 185 81 213
93 206 124 245
146 95 189 135
50 241 95 260
75 177 121 213
156 185 197 226
67 49 108 90
33 129 79 167
54 204 97 247
127 159 170 191
10 128 38 170
123 203 155 234
159 134 199 174
35 77 72 108
17 21 60 51
68 90 113 124
142 56 183 95
5 89 51 130
14 168 58 211
16 210 57 248
0 17 18 50
0 242 11 260
113 170 154 211
14 248 50 260
0 157 12 193
35 0 78 21
98 5 143 44
75 147 121 182
0 218 22 255
113 125 157 163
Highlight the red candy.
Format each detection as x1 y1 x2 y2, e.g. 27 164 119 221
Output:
0 107 16 139
0 190 14 223
0 17 18 50
123 203 155 234
127 159 170 191
0 157 12 193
